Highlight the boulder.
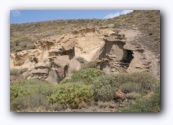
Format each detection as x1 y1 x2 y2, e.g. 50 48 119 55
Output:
114 90 126 103
67 58 81 76
45 70 59 84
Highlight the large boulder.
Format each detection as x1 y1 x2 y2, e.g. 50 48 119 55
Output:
45 70 59 84
67 58 81 77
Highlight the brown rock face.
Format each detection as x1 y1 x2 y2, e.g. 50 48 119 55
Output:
10 27 160 83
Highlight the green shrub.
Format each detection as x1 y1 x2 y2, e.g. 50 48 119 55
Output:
10 80 54 101
120 82 141 93
93 72 159 102
48 83 93 109
63 68 104 84
10 94 48 111
10 82 32 101
10 96 28 111
114 72 159 92
119 87 160 112
10 80 57 111
93 74 120 101
10 80 93 111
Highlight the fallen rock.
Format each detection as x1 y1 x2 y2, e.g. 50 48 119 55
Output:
114 90 126 103
45 70 59 84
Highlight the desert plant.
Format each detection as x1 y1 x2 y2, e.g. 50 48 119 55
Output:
93 74 120 101
119 87 160 112
48 83 93 109
114 72 159 93
93 72 159 102
63 68 104 84
10 80 53 101
120 82 141 93
10 94 48 111
10 96 28 111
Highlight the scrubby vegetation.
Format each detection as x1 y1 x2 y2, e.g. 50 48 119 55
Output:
48 83 93 109
119 87 160 112
10 69 160 112
10 79 94 111
60 68 104 84
93 72 159 101
10 10 160 112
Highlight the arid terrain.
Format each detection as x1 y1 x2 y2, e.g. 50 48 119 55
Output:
10 10 160 112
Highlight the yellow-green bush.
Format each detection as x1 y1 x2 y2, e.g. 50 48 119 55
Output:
48 83 93 109
61 68 104 84
10 80 55 105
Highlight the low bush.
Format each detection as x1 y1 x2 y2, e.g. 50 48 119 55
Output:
93 72 159 102
10 80 55 102
93 74 120 101
114 72 159 93
48 83 93 109
119 87 160 112
120 82 141 93
61 68 104 84
10 94 48 111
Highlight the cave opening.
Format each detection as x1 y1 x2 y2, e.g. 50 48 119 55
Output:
122 49 134 64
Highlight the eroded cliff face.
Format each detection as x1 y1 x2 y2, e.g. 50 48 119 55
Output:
10 27 160 84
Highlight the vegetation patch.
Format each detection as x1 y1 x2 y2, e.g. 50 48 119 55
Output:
60 68 104 84
10 80 93 111
48 83 93 109
93 72 159 102
119 87 160 112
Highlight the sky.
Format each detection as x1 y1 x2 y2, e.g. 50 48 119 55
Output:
10 10 133 24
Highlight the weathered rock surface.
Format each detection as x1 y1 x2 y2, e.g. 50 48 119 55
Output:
10 27 160 83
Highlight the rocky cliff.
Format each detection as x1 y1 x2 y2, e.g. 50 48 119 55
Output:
10 27 160 83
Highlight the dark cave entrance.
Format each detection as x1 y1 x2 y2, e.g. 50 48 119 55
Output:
121 49 134 64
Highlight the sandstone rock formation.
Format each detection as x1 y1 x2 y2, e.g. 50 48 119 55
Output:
10 27 160 84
